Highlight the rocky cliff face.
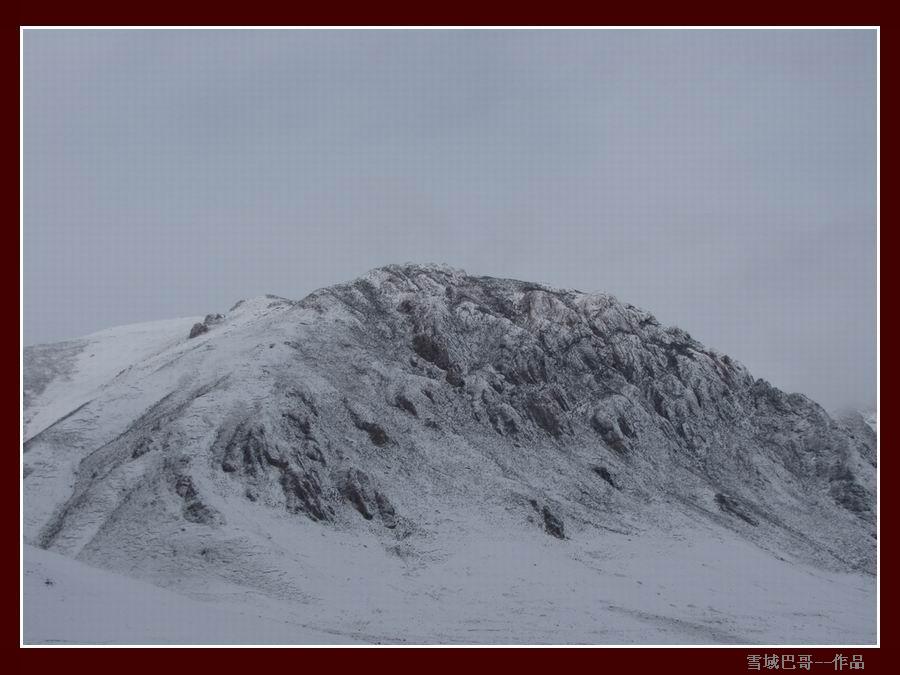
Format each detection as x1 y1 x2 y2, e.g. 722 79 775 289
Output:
23 264 876 600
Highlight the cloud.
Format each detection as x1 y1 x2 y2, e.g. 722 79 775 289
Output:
23 29 876 410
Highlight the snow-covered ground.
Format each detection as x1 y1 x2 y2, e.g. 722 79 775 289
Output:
24 512 875 645
23 545 353 645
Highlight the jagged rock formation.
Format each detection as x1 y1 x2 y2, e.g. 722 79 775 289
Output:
23 264 876 607
188 313 225 339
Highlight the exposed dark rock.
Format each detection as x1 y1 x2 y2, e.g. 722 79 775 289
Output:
355 420 390 447
830 480 872 515
488 408 519 436
131 436 153 458
375 491 398 529
714 493 759 527
339 478 373 519
394 394 418 417
412 334 452 371
592 466 619 489
174 475 222 525
304 444 327 465
230 425 265 476
618 416 636 439
336 469 398 528
281 468 330 521
262 445 288 469
541 506 566 539
526 397 563 437
590 414 628 453
183 500 220 525
445 367 465 388
283 412 312 437
189 313 225 339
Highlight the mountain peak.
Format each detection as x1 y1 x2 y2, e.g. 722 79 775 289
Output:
365 261 468 279
23 265 876 643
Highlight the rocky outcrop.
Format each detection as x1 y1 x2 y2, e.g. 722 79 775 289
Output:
188 313 225 339
335 469 398 529
714 493 759 527
529 500 565 539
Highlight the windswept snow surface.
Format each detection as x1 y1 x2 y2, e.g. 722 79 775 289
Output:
22 265 876 645
24 518 874 645
23 545 355 645
23 317 200 441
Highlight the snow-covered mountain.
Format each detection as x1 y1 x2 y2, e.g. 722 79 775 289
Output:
22 264 877 644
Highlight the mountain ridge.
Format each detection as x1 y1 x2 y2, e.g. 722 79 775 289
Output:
22 263 877 643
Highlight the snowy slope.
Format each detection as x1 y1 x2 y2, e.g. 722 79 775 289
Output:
24 317 200 441
23 545 357 645
24 518 875 646
21 265 877 644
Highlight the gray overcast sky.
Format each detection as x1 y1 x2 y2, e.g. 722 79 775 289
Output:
23 29 876 411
